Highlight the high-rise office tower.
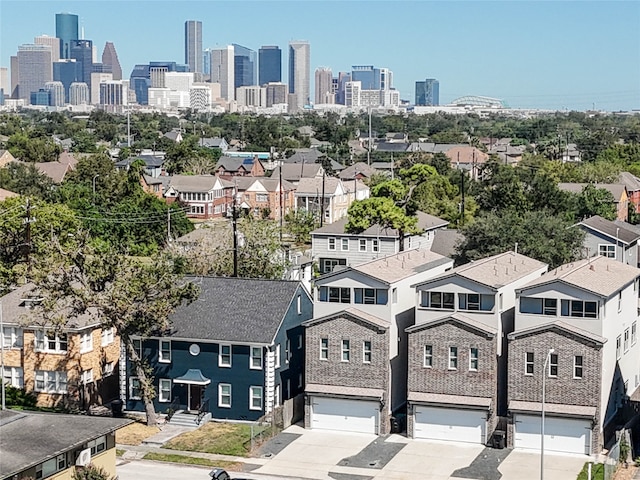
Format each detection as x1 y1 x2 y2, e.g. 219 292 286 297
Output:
232 44 256 89
70 39 93 91
44 81 65 106
0 67 8 96
211 46 235 101
351 65 392 91
265 82 287 107
55 13 78 59
100 81 127 106
53 59 80 103
184 20 203 75
102 42 122 80
35 35 61 63
336 72 350 105
315 67 333 105
91 72 113 104
10 56 19 98
17 44 53 102
203 48 212 76
258 46 281 86
69 82 89 105
288 41 310 110
415 78 439 106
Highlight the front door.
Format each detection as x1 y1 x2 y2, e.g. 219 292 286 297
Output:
189 385 203 412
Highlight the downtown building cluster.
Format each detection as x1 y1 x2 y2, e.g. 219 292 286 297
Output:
0 14 440 114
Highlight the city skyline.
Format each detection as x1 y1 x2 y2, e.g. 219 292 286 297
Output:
0 1 639 111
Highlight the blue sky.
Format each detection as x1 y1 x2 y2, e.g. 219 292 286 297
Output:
1 0 639 111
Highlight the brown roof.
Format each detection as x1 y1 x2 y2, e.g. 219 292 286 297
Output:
295 176 343 195
0 188 18 200
305 383 385 400
558 183 627 201
445 146 489 165
353 249 452 284
407 392 492 409
508 400 596 418
34 162 69 184
232 176 295 193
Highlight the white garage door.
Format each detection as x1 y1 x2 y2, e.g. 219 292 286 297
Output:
514 414 591 455
414 406 486 444
310 397 379 434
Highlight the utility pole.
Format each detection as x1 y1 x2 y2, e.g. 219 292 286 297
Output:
320 170 326 227
167 207 171 243
127 109 131 147
232 189 238 277
460 172 465 227
1 300 5 410
24 199 35 273
367 107 372 165
279 158 284 243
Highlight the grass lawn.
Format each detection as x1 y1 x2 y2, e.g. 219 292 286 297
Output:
576 462 604 480
162 422 270 457
115 420 160 445
116 449 126 457
142 452 240 470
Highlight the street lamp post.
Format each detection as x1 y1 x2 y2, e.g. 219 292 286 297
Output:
541 348 555 480
92 174 100 202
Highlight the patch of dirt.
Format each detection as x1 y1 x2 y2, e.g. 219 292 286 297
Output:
116 421 160 445
614 464 638 480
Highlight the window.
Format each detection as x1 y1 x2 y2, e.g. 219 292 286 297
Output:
469 348 479 371
341 340 350 362
297 334 303 350
341 238 349 251
625 328 630 352
561 300 597 318
599 244 616 258
359 239 367 252
159 379 171 402
519 297 557 315
218 383 231 407
320 338 328 360
392 288 397 304
250 346 263 369
617 335 622 359
88 435 106 455
320 258 346 274
549 353 558 377
159 340 171 363
36 454 66 479
448 347 458 370
129 377 142 399
101 327 114 346
35 370 67 394
619 292 623 312
249 386 263 410
102 362 114 377
372 239 379 252
354 288 388 305
1 326 23 348
79 332 93 353
275 344 281 368
285 338 291 364
328 237 336 251
424 345 433 368
81 369 93 384
319 286 351 303
219 344 232 367
525 352 534 375
363 341 372 363
297 295 302 314
2 366 24 388
421 291 455 309
298 373 303 388
256 193 268 202
574 356 583 379
633 322 637 346
130 338 143 360
459 293 495 312
35 330 67 353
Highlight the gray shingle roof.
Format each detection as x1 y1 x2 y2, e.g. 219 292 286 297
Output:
558 183 627 200
167 175 233 192
169 277 305 344
311 211 448 238
303 307 389 330
272 163 323 182
430 229 465 258
578 215 640 245
508 320 606 345
618 172 640 192
353 249 452 284
0 410 131 479
339 162 379 180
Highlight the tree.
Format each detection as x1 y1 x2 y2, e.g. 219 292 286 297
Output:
32 236 199 426
346 197 419 237
72 464 116 480
0 162 55 199
6 133 61 162
285 209 318 244
474 159 529 212
575 185 617 221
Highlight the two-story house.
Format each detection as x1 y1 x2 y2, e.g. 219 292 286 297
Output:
303 249 454 435
124 277 313 424
115 155 165 178
215 156 265 178
233 176 296 220
577 215 640 267
271 163 324 186
1 284 121 410
164 175 235 219
295 177 370 225
407 251 548 444
311 212 449 274
559 183 629 222
507 256 640 455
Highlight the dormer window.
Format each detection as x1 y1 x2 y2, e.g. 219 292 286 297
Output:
561 300 598 318
21 296 43 309
459 293 494 312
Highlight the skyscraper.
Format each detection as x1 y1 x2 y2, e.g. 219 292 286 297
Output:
288 41 310 110
102 42 122 80
45 81 65 106
69 82 89 105
211 46 235 101
315 67 333 105
70 39 93 91
35 35 61 63
351 66 392 91
53 59 80 102
55 12 78 59
258 46 281 86
17 44 53 102
10 55 19 98
415 78 440 106
232 44 256 89
184 20 203 75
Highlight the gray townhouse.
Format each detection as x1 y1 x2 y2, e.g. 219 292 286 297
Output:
577 215 640 267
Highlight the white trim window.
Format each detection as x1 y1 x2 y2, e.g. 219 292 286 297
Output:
632 322 637 346
359 239 367 252
363 340 372 363
2 366 24 388
525 352 534 375
448 346 458 370
469 348 479 371
424 345 433 368
372 239 379 252
79 331 93 354
218 383 232 408
625 328 630 353
1 326 23 349
219 344 232 367
341 339 350 362
249 386 263 410
101 327 114 346
102 362 115 377
35 370 68 394
285 338 291 364
250 346 263 370
617 335 622 360
275 344 281 368
573 356 583 379
159 379 172 402
328 237 336 251
81 369 93 384
129 377 142 400
35 330 68 353
598 244 616 259
549 353 558 377
341 238 349 251
130 338 143 360
320 338 328 360
159 340 171 363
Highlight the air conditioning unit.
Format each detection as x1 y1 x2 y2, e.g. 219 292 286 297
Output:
76 448 91 467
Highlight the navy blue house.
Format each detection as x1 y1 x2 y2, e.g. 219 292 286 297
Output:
124 277 313 422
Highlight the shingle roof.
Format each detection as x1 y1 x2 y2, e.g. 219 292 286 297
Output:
0 187 18 200
311 211 448 237
618 172 640 192
272 163 323 182
558 183 627 200
352 249 452 284
168 277 305 344
578 215 640 245
507 320 606 345
406 313 497 337
167 175 233 192
0 410 131 479
508 400 596 418
305 383 384 399
518 256 639 299
374 141 409 152
232 176 295 193
115 155 164 168
415 251 548 290
445 146 489 165
302 307 389 330
430 229 465 258
407 392 492 408
34 162 69 184
339 162 379 180
295 176 342 195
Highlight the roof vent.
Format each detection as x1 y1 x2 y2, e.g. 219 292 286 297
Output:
590 265 595 271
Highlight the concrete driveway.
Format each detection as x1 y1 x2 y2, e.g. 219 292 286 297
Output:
499 450 587 480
